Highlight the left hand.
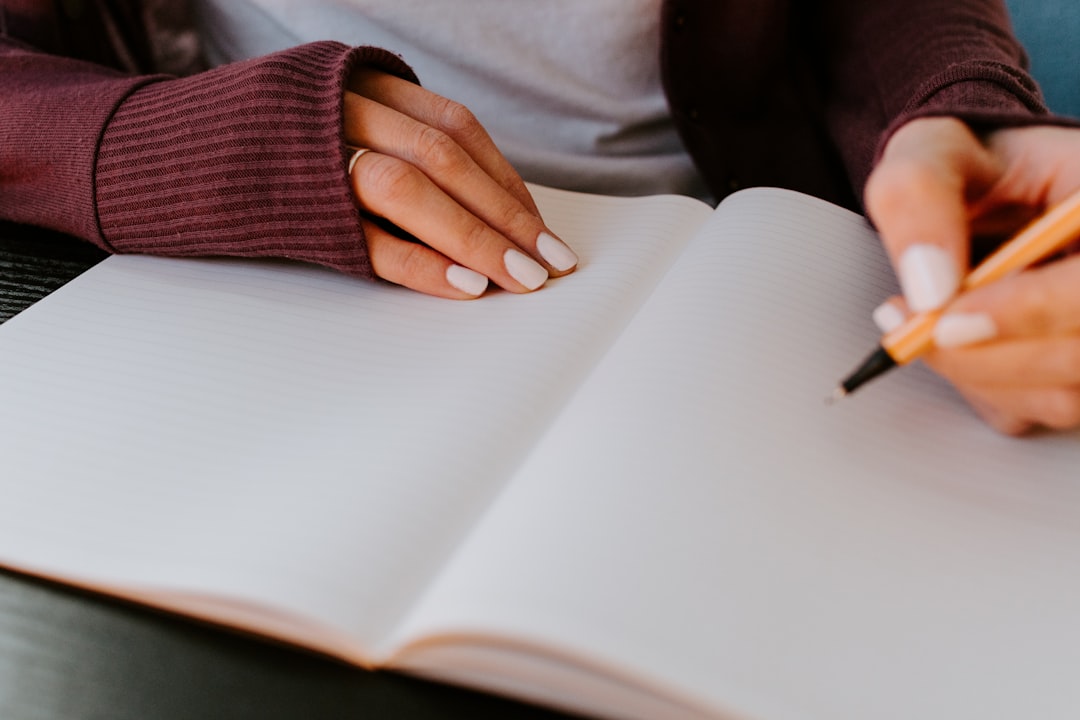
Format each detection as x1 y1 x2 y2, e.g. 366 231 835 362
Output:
344 68 577 299
864 117 1080 434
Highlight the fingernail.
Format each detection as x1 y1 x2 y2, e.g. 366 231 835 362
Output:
933 312 997 348
536 231 578 272
504 248 548 290
872 301 906 333
446 264 488 297
899 244 960 312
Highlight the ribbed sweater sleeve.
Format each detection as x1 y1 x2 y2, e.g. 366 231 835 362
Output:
818 0 1074 196
0 36 151 243
1 3 417 281
96 42 416 279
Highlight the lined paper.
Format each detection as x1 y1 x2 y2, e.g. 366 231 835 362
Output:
7 183 1078 720
0 185 709 654
393 188 1080 720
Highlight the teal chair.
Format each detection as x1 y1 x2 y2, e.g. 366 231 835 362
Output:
1006 0 1080 117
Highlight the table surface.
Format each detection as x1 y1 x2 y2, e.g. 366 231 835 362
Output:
0 222 578 720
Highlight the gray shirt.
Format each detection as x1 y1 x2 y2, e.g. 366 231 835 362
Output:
194 0 708 199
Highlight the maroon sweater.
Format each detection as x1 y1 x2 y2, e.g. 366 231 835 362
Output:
0 0 1057 279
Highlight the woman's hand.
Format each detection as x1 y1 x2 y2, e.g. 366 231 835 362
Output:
865 117 1080 434
344 69 577 299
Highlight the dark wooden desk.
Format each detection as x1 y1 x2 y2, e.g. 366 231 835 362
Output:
0 223 577 720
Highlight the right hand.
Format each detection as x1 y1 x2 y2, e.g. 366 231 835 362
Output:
344 69 578 299
865 117 1080 434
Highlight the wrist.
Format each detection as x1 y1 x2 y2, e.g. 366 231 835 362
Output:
95 42 416 278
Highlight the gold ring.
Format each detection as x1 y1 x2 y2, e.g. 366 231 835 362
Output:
347 146 372 174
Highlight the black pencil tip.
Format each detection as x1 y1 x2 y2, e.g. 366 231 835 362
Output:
838 346 897 397
825 387 847 406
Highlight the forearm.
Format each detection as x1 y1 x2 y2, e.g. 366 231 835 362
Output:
2 20 418 279
96 42 417 279
0 36 157 243
817 0 1065 196
0 0 163 241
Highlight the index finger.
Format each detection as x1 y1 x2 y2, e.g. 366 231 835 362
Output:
944 253 1080 340
865 118 997 312
344 93 577 276
350 150 550 293
350 68 540 215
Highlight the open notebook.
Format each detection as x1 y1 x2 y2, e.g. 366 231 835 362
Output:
1 185 1079 720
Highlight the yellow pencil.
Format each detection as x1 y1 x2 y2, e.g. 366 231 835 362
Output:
835 185 1080 398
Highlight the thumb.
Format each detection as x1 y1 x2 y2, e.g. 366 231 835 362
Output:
865 118 998 312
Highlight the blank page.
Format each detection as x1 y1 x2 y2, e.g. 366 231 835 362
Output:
392 188 1080 719
0 185 710 657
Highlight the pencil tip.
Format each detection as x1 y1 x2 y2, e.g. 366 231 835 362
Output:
825 387 847 406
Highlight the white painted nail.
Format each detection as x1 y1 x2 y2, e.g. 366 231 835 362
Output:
933 312 998 348
536 232 578 272
899 244 960 312
872 301 906 333
446 264 488 297
504 248 548 290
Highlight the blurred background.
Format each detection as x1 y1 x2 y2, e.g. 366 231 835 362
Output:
1006 0 1080 117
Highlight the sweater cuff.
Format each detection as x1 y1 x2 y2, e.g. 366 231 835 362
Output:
95 41 417 279
873 60 1080 166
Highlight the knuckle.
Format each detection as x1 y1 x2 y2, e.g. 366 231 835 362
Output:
499 171 533 202
431 96 480 135
395 242 432 282
493 202 539 238
414 126 463 171
358 154 416 205
458 219 494 256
